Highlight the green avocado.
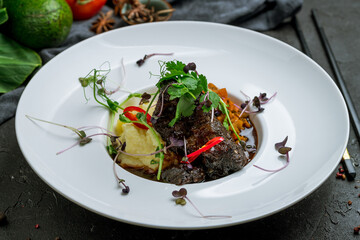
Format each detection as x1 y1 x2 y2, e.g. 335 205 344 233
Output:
3 0 73 49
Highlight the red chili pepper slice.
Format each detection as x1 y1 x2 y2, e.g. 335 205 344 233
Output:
123 106 152 130
185 137 224 163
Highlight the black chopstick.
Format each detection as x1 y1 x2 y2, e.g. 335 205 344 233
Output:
291 13 357 179
291 16 312 58
311 9 360 143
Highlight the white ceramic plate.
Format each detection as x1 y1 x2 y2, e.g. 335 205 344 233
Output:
15 21 349 229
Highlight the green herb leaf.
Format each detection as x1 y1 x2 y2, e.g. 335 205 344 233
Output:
198 74 208 92
0 6 8 25
181 77 198 90
167 85 189 100
169 94 196 126
119 114 131 123
0 33 42 93
106 145 117 155
135 112 146 122
223 118 229 130
106 99 119 112
200 91 220 112
165 61 186 74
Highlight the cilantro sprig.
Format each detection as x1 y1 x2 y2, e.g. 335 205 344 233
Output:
156 61 221 126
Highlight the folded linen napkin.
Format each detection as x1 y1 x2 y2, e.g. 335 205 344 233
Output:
0 0 302 125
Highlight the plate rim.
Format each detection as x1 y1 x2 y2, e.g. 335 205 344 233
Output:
15 21 350 229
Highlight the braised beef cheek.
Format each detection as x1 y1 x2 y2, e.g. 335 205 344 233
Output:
152 83 247 184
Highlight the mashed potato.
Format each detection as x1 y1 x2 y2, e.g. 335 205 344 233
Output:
118 122 161 172
114 100 174 173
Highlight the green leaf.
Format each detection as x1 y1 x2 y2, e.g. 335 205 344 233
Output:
119 114 131 123
219 100 228 114
106 99 119 112
181 77 198 90
169 94 196 127
107 145 118 155
201 91 221 112
136 112 146 122
223 118 229 130
167 85 188 100
0 33 42 93
0 7 8 25
165 61 186 73
198 74 208 92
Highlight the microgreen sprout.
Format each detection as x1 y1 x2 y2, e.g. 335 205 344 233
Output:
26 114 131 193
239 92 277 116
113 151 130 194
253 136 292 172
56 132 118 155
139 92 152 105
172 188 231 219
26 115 87 139
136 53 174 67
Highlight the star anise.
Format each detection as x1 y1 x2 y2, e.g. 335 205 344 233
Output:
90 10 115 34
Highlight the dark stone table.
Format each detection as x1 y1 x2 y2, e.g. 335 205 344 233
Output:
1 0 359 239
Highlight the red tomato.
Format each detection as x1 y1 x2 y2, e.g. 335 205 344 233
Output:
65 0 107 20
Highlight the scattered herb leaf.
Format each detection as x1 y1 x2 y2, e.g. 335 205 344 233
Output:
172 188 231 219
254 136 292 172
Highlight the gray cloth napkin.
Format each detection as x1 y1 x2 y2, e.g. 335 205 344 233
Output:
0 0 302 124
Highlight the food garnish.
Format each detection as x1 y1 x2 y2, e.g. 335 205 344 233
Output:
253 136 292 172
136 53 173 67
26 55 288 207
122 106 152 129
181 137 225 164
172 188 231 219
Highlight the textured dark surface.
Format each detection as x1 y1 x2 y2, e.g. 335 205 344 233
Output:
1 0 360 239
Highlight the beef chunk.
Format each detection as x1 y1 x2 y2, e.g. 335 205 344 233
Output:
161 165 205 185
152 82 248 183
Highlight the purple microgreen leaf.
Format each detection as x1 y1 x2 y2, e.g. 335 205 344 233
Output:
172 190 182 198
136 58 145 67
275 136 288 151
254 136 291 173
139 92 152 105
259 92 268 101
252 96 261 109
113 151 130 194
136 53 173 67
122 185 130 194
179 188 187 197
172 188 231 219
169 137 184 147
260 92 277 104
